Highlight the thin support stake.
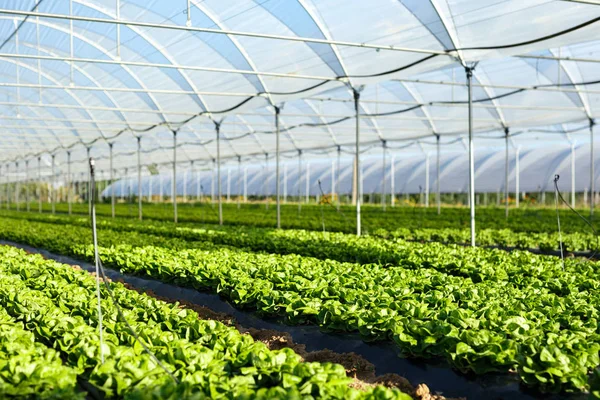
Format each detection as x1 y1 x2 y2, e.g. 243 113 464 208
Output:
173 131 178 223
51 155 55 214
436 135 441 214
67 151 72 215
37 157 41 213
504 128 509 218
571 143 576 208
591 120 595 218
109 143 115 218
216 123 223 225
137 136 142 220
25 160 30 212
381 141 386 211
466 66 476 247
354 88 361 236
275 106 281 229
88 158 105 364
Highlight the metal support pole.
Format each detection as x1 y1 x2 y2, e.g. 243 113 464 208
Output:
425 153 430 207
15 162 20 211
172 130 178 223
264 153 269 209
391 155 395 207
51 155 55 214
336 146 341 209
67 151 71 215
504 128 509 218
381 141 386 211
466 66 476 247
237 156 241 209
243 167 248 203
109 143 114 218
5 164 9 210
354 88 361 236
87 147 91 216
571 143 576 208
591 119 595 217
516 146 520 208
275 106 281 229
211 159 215 204
297 150 302 212
137 136 142 220
331 160 335 202
38 157 41 213
25 159 30 212
216 122 223 225
436 135 441 214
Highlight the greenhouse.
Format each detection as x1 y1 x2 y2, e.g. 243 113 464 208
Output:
1 1 600 399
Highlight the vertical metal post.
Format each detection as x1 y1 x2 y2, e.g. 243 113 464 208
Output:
148 174 153 202
5 163 9 210
51 155 55 214
264 153 269 209
15 161 20 211
504 128 509 218
284 164 288 204
67 151 72 215
211 159 215 204
216 123 223 225
425 153 430 207
38 157 41 213
590 119 595 217
466 66 476 247
336 146 341 209
391 155 395 207
87 147 91 216
137 136 142 220
108 143 114 218
243 167 248 203
353 89 361 236
516 146 520 208
297 150 302 212
436 135 441 214
381 141 386 211
571 143 576 208
237 156 241 209
172 131 178 223
275 106 281 228
25 159 30 212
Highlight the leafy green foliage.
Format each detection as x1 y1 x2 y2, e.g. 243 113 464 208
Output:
1 216 600 394
0 246 408 399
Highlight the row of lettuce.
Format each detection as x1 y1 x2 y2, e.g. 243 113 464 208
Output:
2 216 600 395
12 201 597 234
1 211 597 268
0 246 408 399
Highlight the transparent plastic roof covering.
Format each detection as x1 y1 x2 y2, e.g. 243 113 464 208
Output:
2 0 600 180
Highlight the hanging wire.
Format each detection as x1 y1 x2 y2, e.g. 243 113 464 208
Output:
553 174 565 270
553 174 600 261
89 157 179 383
